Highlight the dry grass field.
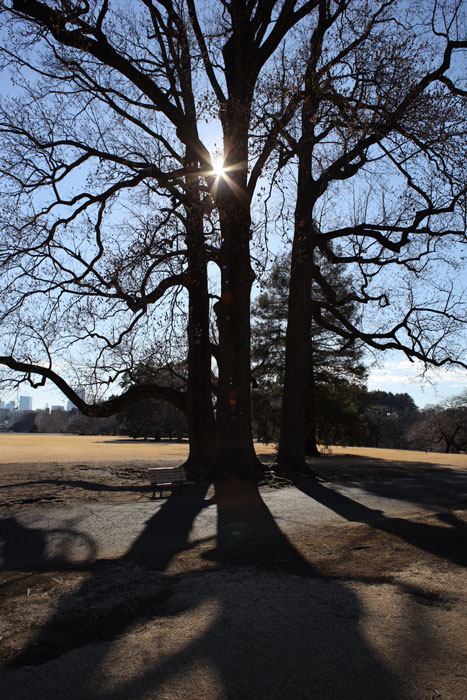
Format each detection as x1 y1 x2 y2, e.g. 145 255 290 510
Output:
0 433 192 464
0 433 466 468
324 444 467 469
0 434 465 510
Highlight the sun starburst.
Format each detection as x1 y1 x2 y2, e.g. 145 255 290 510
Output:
211 157 225 178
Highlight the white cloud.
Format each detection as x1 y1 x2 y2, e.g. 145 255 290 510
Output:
369 358 467 384
367 373 412 385
366 357 467 406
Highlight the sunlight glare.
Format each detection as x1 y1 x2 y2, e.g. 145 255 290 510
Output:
211 157 225 178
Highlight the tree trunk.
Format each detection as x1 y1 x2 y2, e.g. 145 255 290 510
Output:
174 33 217 478
208 118 262 481
277 118 317 473
184 249 216 476
277 212 313 473
305 346 320 457
277 58 320 474
183 160 216 478
304 436 320 457
184 265 216 475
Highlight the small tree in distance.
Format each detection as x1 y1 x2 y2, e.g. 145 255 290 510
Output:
406 391 467 453
116 399 187 441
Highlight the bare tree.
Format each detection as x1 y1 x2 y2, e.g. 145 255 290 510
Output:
0 0 218 474
277 0 467 471
407 391 467 453
0 0 318 479
0 1 466 480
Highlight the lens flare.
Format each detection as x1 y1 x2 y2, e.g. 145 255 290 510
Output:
211 157 225 178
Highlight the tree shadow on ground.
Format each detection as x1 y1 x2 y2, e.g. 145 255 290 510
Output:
300 452 467 482
0 516 98 570
293 479 467 568
343 468 467 509
0 478 154 496
1 483 210 666
0 480 440 700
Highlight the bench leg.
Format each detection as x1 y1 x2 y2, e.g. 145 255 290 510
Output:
150 484 186 499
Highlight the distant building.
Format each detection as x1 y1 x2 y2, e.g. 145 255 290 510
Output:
51 405 64 412
6 401 16 411
19 395 33 411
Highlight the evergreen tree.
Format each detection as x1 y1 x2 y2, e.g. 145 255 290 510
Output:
252 251 367 451
355 390 419 448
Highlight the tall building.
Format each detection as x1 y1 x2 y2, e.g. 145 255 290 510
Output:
19 395 33 411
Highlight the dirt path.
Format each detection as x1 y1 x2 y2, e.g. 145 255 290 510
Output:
0 441 466 699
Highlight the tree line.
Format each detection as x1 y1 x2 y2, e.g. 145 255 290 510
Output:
9 400 187 439
10 388 467 455
0 1 466 480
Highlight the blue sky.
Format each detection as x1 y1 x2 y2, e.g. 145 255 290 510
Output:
1 7 466 413
367 356 467 407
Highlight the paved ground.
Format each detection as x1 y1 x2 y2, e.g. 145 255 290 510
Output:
2 472 467 568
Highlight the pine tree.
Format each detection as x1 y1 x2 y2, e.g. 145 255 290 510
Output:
252 250 367 453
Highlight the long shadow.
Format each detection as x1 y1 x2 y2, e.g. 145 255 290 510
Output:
1 481 447 700
294 479 467 568
3 483 210 669
57 481 414 700
353 469 467 509
0 517 48 570
0 478 153 495
0 516 97 569
204 478 315 573
123 480 213 565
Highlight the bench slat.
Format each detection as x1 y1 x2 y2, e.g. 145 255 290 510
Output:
149 467 187 483
148 466 193 498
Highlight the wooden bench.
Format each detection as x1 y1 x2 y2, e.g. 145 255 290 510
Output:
148 466 194 499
